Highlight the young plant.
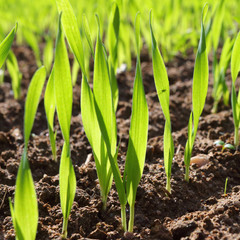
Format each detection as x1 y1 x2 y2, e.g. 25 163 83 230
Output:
56 0 113 210
93 13 148 233
82 14 115 209
6 50 22 99
184 4 209 182
53 14 76 239
150 11 174 193
9 66 46 240
214 140 235 152
0 23 17 69
123 14 148 231
231 32 240 147
56 0 148 232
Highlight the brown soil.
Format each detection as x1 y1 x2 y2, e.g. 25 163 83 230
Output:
0 44 240 240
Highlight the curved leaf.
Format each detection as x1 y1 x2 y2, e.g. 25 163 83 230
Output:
54 14 72 145
24 66 46 145
0 23 17 69
231 32 240 83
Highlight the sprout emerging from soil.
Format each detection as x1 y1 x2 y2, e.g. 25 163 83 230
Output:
214 140 235 152
224 177 228 195
231 31 240 147
9 66 46 240
53 13 76 239
150 10 174 193
184 4 209 182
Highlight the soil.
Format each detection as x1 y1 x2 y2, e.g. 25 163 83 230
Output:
0 44 240 240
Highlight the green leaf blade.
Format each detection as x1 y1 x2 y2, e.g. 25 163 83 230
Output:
44 68 57 160
150 11 174 191
93 16 116 154
24 66 46 145
82 14 94 57
150 11 170 124
93 16 125 206
0 23 17 69
192 5 209 136
125 12 149 207
231 32 240 83
59 143 76 220
54 14 72 146
6 50 22 99
81 74 112 206
211 0 226 51
55 0 85 74
14 151 38 240
108 3 120 111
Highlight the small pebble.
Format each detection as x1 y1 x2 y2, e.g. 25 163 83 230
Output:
190 155 209 167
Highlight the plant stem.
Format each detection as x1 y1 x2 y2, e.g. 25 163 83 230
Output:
62 218 68 239
185 165 189 182
120 204 127 232
212 100 218 114
128 204 135 233
102 195 107 211
166 177 171 193
234 126 239 147
224 177 228 195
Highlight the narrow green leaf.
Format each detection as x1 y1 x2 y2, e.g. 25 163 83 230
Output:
14 149 38 240
54 14 76 238
54 14 72 146
108 2 120 68
45 68 55 134
150 11 174 192
184 112 193 167
55 0 85 74
82 14 94 57
163 122 174 189
192 4 209 137
211 0 225 51
93 15 116 155
219 37 234 74
43 37 54 74
81 73 112 206
44 68 57 160
125 12 148 207
9 198 24 240
93 15 126 206
59 143 76 222
0 23 17 69
6 50 22 99
150 11 170 123
231 32 240 146
231 32 240 83
24 66 46 146
231 85 239 129
72 57 80 86
108 3 120 111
